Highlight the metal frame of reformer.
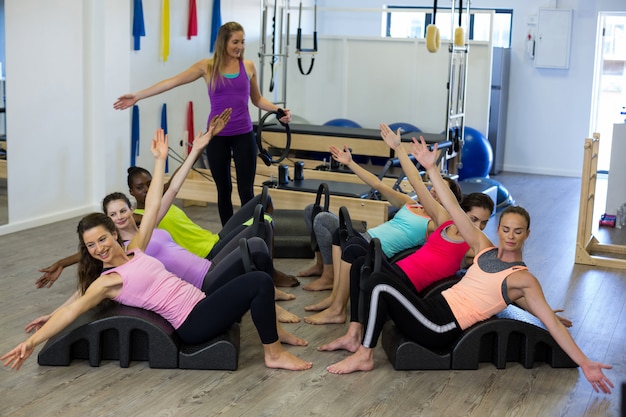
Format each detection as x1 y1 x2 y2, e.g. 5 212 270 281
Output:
575 133 626 269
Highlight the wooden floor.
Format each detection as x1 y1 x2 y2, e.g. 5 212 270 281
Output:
1 172 624 417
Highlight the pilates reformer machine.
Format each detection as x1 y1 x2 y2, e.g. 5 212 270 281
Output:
172 123 452 228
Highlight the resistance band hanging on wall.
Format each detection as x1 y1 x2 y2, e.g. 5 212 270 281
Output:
296 0 318 76
133 0 146 51
210 0 222 53
187 0 198 40
161 103 169 172
162 0 170 61
131 105 140 166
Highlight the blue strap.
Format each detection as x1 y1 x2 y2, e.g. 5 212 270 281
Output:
210 0 221 53
132 0 145 51
161 103 169 172
131 105 140 166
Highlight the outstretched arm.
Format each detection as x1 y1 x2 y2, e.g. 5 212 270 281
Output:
127 129 168 251
24 290 82 333
329 144 413 209
411 137 491 254
3 280 110 370
113 60 208 110
35 252 80 288
157 108 232 222
514 272 613 394
380 124 449 225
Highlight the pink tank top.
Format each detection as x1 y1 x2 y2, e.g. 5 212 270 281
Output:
105 249 206 329
442 247 528 330
396 220 469 292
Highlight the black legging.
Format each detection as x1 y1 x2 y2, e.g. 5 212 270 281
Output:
206 131 257 225
176 270 276 345
218 192 273 240
201 236 274 293
207 219 273 263
348 255 411 324
359 271 462 350
177 237 277 345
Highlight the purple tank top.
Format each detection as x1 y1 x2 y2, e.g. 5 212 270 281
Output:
208 59 252 136
144 229 211 290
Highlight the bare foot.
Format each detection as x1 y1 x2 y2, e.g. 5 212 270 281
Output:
265 348 313 371
273 269 300 287
297 263 323 277
318 333 361 353
263 340 312 371
275 287 296 301
304 308 346 325
304 295 333 312
303 275 334 291
326 346 374 374
276 304 301 323
277 325 308 346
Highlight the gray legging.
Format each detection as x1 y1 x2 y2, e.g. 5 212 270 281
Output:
304 204 339 265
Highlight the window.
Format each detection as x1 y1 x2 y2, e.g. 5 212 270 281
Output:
384 6 513 48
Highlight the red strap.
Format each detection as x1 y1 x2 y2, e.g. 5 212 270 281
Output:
188 0 198 40
187 101 194 155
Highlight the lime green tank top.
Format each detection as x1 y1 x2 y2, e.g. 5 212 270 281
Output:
134 205 219 258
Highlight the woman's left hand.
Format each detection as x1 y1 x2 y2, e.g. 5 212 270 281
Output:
150 128 169 160
581 360 614 394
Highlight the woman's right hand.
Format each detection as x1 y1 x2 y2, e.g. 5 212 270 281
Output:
35 262 64 288
329 145 353 166
379 123 402 150
24 315 51 333
113 94 138 110
410 136 439 171
151 128 169 161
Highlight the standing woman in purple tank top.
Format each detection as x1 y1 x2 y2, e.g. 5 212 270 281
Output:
114 22 291 225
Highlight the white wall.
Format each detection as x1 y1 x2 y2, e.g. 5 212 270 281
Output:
2 0 625 235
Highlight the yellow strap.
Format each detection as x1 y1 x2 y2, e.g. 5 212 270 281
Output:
162 0 170 61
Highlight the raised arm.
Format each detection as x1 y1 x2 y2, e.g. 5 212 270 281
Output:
35 252 81 288
113 60 208 110
127 129 168 251
157 108 232 222
380 124 449 225
410 137 491 254
511 271 613 394
329 144 413 209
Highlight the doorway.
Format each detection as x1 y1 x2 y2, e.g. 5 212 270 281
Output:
590 12 626 173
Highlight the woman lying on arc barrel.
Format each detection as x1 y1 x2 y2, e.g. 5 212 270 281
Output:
3 129 312 372
324 136 613 395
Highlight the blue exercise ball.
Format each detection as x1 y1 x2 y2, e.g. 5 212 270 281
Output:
457 127 493 181
323 118 362 128
389 122 422 134
462 177 515 210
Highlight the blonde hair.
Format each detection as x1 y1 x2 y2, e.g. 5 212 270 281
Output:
209 22 245 91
